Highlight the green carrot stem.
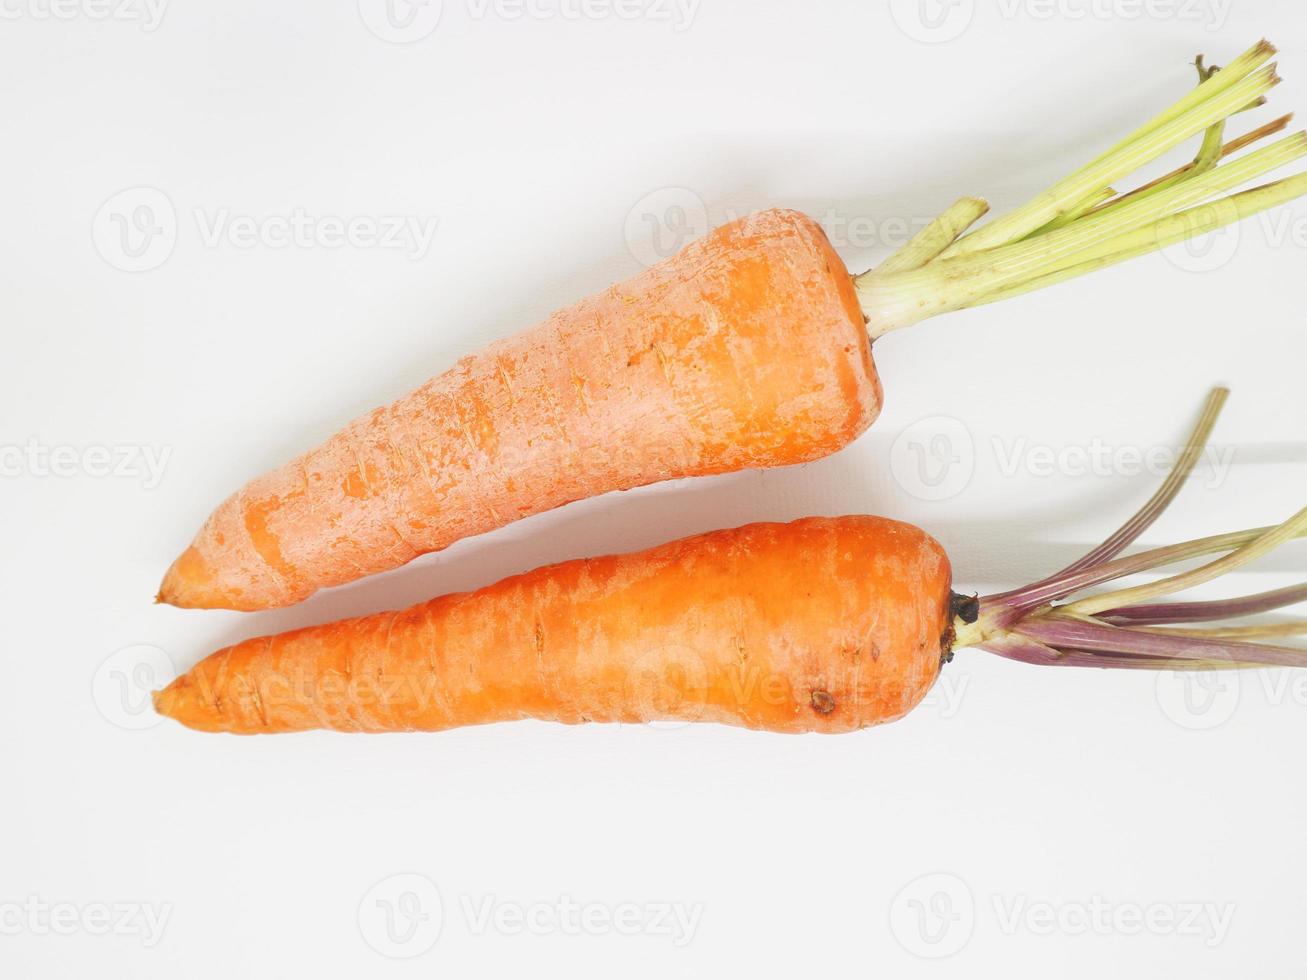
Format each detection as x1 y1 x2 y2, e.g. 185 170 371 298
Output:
863 169 1307 332
1026 187 1118 236
876 197 989 274
940 44 1278 255
1029 57 1228 238
1098 112 1295 216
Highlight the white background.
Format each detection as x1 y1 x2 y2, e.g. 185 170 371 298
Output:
3 0 1307 976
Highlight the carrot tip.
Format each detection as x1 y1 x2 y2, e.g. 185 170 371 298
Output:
151 681 185 723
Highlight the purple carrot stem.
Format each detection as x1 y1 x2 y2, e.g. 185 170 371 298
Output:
1016 617 1307 668
1100 582 1307 625
981 640 1198 670
979 527 1280 621
986 388 1228 606
1047 388 1228 577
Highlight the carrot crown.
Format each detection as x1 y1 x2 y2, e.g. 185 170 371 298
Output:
951 388 1307 671
854 41 1307 337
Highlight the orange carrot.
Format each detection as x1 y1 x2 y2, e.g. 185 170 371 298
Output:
154 517 955 734
161 41 1307 610
156 389 1307 737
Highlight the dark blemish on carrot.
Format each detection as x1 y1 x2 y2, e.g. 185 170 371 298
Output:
810 690 836 715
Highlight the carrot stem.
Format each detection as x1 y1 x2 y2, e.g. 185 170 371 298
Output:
949 388 1307 673
852 42 1307 338
1084 114 1292 218
944 41 1278 255
1025 187 1118 236
984 386 1228 612
877 197 989 274
991 524 1307 615
1016 617 1307 668
861 145 1307 333
1073 54 1231 223
979 636 1248 671
1059 506 1307 618
1046 387 1228 577
1024 57 1226 239
1143 621 1307 640
1101 583 1307 625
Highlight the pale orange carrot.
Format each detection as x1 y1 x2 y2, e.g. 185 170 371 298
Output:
154 517 955 734
160 210 879 611
161 41 1307 610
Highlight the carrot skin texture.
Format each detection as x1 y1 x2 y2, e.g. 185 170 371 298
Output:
160 210 880 610
155 517 954 735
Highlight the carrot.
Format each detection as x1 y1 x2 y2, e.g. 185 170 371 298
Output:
156 388 1307 735
161 40 1307 611
159 210 879 611
154 517 955 734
